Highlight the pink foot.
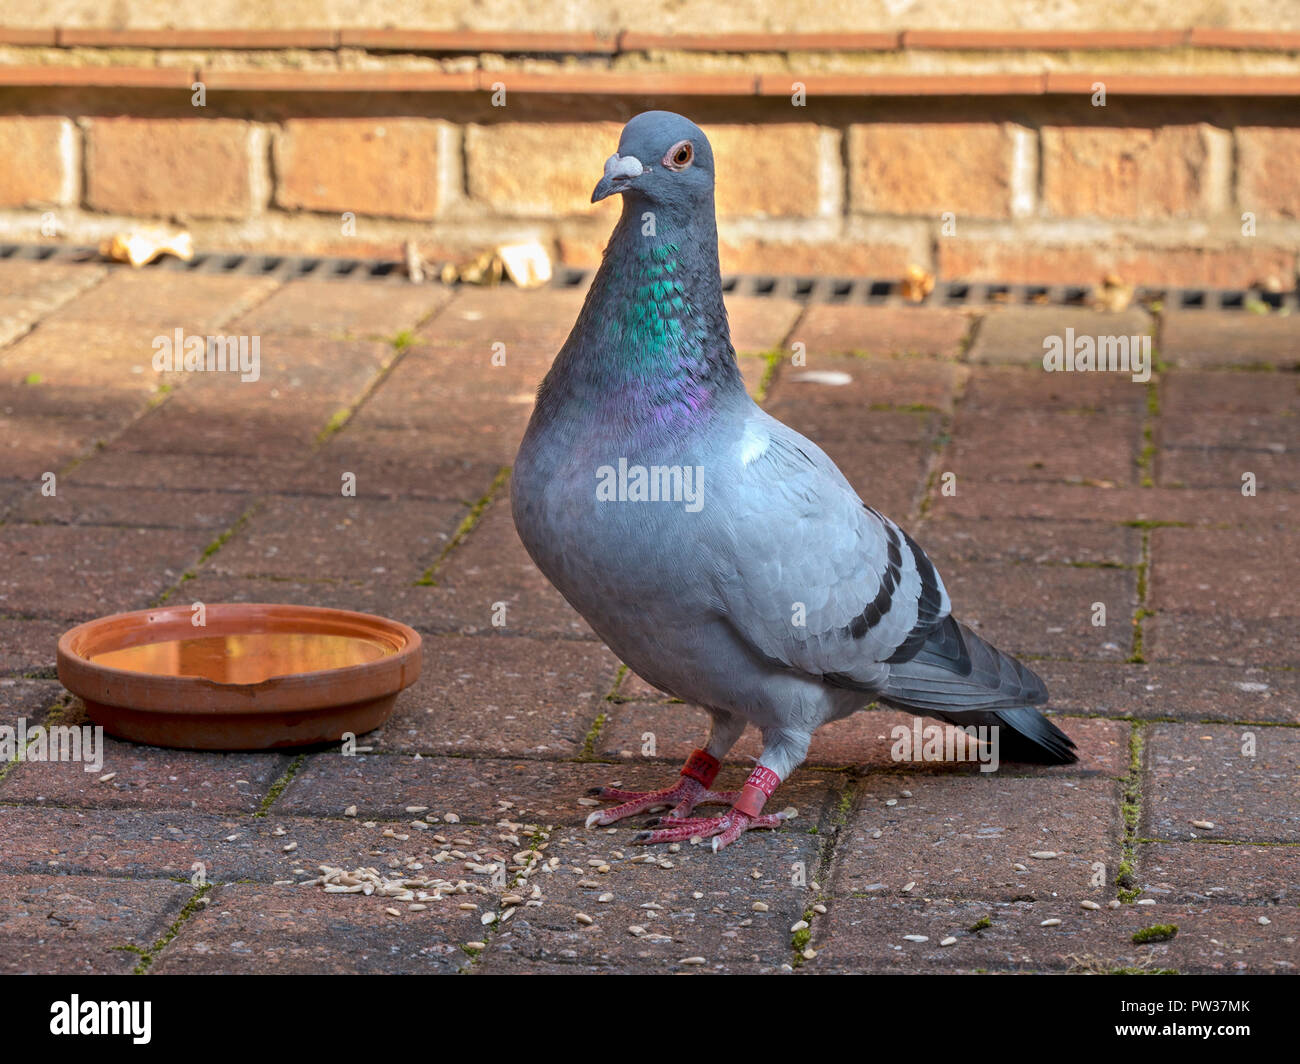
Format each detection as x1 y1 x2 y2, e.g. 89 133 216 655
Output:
584 776 738 828
632 809 790 851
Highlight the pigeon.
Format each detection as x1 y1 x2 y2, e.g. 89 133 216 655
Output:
511 111 1076 851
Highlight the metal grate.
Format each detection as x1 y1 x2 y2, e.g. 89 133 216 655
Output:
2 243 1295 312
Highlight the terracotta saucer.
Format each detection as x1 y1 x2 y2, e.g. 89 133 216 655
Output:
57 603 422 751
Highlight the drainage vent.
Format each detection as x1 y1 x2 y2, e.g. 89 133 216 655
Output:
0 243 1295 312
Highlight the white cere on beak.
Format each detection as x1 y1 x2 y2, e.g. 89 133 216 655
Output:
603 153 645 181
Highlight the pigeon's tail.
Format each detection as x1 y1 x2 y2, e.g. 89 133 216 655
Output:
880 616 1077 764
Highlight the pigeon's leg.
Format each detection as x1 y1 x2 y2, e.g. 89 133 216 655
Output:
634 727 811 851
584 711 746 827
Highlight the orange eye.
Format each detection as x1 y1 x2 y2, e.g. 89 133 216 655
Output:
664 140 694 170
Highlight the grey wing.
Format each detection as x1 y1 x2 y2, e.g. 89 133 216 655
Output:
713 414 951 688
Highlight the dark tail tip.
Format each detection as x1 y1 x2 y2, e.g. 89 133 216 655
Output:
994 707 1078 764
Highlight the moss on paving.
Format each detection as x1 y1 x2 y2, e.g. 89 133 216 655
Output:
131 883 213 974
255 753 307 817
1115 724 1147 902
1132 923 1178 945
415 466 510 586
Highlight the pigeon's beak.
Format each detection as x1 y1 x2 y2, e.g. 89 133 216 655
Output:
591 152 645 203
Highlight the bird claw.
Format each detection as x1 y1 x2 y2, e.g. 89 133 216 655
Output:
582 777 738 828
632 809 790 850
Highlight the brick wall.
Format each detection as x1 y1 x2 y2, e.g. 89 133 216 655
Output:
0 33 1298 290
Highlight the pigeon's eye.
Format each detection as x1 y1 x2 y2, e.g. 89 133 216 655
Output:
664 140 694 171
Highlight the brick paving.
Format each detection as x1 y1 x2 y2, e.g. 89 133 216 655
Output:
0 261 1296 975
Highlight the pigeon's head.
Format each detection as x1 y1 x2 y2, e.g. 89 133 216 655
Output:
590 111 715 212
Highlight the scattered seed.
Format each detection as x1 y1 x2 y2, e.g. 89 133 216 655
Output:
577 797 601 806
458 902 478 911
901 790 912 798
812 904 827 915
405 805 428 813
1137 898 1156 906
903 935 928 943
1108 900 1122 909
791 920 809 932
939 936 957 947
1041 918 1062 927
628 925 646 936
1030 851 1058 860
409 903 427 912
801 948 817 960
576 913 594 925
1081 900 1101 910
343 805 357 817
444 813 460 823
466 941 486 950
480 912 497 925
680 956 707 966
902 881 916 893
885 799 898 807
871 830 882 839
282 842 297 852
98 773 116 783
1013 863 1027 871
385 907 401 917
752 902 769 912
1258 916 1271 926
598 893 614 903
1191 820 1215 830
